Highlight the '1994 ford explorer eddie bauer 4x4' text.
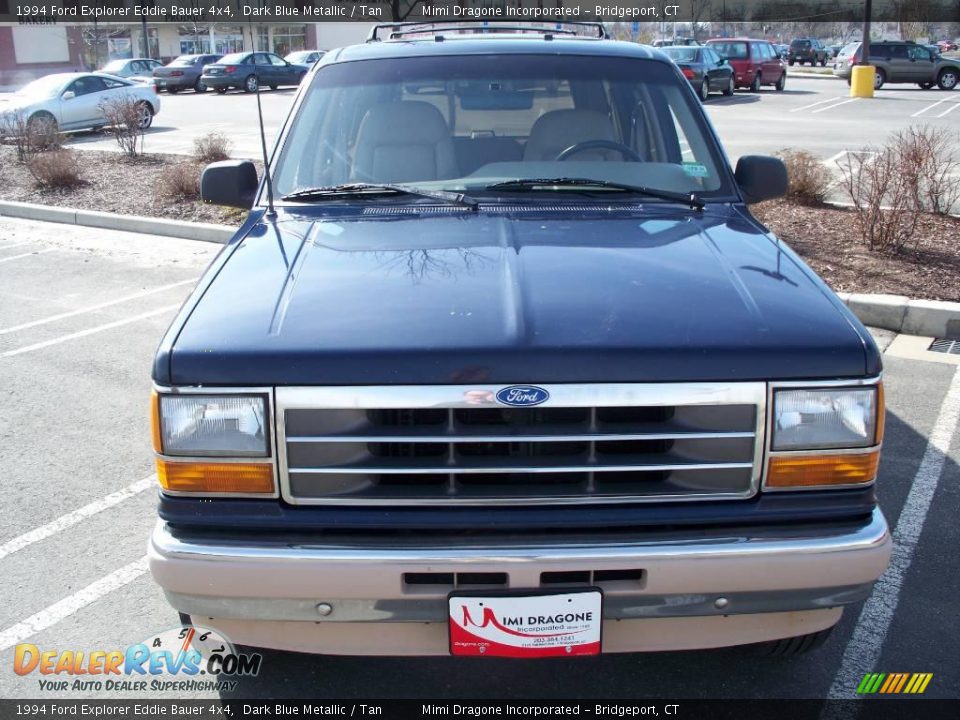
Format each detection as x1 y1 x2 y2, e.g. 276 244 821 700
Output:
148 22 891 659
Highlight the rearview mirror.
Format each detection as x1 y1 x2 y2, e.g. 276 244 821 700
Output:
735 155 788 205
201 160 258 209
62 91 76 100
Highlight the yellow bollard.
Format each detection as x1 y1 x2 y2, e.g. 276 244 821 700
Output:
850 65 876 97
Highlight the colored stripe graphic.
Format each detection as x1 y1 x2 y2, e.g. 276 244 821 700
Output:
857 673 933 694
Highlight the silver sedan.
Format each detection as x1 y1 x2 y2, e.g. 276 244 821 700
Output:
0 72 161 134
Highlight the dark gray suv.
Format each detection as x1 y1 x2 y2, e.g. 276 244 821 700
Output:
833 40 960 90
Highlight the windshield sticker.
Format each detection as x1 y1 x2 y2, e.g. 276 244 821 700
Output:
682 162 710 178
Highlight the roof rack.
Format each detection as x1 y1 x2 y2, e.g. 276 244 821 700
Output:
367 21 609 43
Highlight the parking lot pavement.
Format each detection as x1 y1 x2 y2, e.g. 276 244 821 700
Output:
1 217 958 700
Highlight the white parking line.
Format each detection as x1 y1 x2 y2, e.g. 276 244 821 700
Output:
934 101 960 118
0 248 55 264
0 475 155 561
910 96 955 117
790 96 846 112
827 365 960 700
0 280 194 336
0 242 34 252
0 556 149 651
0 304 179 359
811 97 859 114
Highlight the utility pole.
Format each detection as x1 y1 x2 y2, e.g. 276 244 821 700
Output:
860 0 872 65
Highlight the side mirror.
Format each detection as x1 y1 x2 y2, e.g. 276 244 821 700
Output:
62 91 76 100
201 160 259 209
735 155 788 205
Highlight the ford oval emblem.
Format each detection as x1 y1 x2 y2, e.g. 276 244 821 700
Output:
496 385 550 407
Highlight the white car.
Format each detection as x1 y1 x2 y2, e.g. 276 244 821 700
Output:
0 72 160 135
100 58 164 84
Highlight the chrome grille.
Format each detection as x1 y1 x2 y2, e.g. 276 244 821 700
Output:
277 383 766 506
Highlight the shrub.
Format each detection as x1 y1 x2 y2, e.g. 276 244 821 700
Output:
193 131 232 164
838 146 921 253
157 162 202 200
894 125 960 216
776 149 834 205
98 94 149 157
26 150 84 189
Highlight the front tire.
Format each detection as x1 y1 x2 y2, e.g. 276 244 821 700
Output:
775 72 786 91
27 112 59 148
723 76 735 96
244 74 259 93
699 79 710 102
215 87 227 94
745 626 835 657
136 102 154 130
874 68 886 90
750 73 761 92
937 68 958 90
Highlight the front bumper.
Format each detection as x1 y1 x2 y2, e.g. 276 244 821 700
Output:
149 508 891 654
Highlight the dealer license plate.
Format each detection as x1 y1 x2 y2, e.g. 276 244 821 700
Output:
449 590 602 658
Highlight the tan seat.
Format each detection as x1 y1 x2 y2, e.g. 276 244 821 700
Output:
352 101 458 183
522 109 620 162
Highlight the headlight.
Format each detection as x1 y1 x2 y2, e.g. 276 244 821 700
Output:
772 387 879 451
157 394 268 457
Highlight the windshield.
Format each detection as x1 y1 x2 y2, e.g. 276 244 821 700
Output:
708 42 748 59
15 75 71 97
218 53 248 65
170 56 199 66
273 54 732 203
662 47 699 63
101 60 128 73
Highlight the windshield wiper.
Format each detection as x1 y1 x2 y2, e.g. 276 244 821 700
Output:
281 183 479 210
485 177 704 211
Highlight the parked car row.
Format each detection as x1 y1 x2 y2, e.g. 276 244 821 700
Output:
660 38 787 100
93 50 325 95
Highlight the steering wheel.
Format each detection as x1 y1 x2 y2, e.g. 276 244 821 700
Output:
555 140 642 162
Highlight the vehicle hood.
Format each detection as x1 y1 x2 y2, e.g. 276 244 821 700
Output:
162 207 875 386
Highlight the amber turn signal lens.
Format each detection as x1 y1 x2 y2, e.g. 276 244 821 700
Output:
156 459 274 494
766 451 880 488
150 391 162 453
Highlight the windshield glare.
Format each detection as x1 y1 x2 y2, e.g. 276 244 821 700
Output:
102 61 127 72
663 48 699 62
273 55 731 202
170 56 199 66
218 53 248 64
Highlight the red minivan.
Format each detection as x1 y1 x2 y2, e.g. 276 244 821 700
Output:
705 38 787 92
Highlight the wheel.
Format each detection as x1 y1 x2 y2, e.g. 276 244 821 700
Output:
874 68 886 90
788 59 795 66
819 57 827 67
27 112 59 147
750 73 761 92
135 102 154 130
194 78 208 93
699 79 710 102
919 81 935 89
167 87 179 94
215 87 227 94
775 72 786 91
244 74 258 93
269 84 278 91
722 76 734 96
744 626 835 658
937 68 958 90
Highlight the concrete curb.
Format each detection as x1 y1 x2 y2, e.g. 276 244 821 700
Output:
0 200 234 244
837 292 960 339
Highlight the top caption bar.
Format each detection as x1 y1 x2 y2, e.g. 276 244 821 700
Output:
4 0 959 25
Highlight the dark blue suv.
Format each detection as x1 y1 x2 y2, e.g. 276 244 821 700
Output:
149 23 890 660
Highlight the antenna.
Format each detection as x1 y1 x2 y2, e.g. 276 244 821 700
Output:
248 13 276 218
